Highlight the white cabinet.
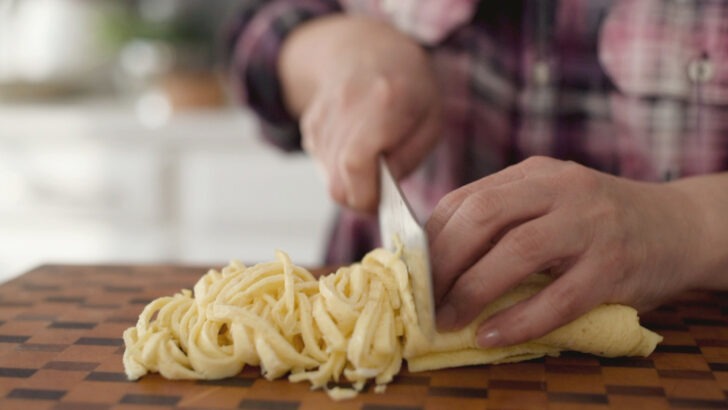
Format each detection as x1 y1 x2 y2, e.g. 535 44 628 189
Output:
0 100 334 282
0 143 163 222
176 149 332 264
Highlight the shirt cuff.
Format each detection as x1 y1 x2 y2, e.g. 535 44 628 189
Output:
227 0 341 151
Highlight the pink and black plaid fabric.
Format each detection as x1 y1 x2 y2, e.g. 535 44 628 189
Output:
227 0 728 265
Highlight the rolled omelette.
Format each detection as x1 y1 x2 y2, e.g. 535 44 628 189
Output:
123 247 662 399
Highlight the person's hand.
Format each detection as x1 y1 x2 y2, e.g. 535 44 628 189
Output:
427 156 705 348
279 15 441 212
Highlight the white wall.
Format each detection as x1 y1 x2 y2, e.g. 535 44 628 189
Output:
0 99 335 283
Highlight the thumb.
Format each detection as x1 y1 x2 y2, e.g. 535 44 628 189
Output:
387 105 442 180
474 269 601 348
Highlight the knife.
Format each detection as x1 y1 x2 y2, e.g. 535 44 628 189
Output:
378 157 436 337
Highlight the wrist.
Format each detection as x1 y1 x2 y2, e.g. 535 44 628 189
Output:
668 174 728 290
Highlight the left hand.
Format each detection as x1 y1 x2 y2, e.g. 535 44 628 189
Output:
426 156 702 348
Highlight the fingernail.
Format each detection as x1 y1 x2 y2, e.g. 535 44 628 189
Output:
436 303 457 331
476 328 502 348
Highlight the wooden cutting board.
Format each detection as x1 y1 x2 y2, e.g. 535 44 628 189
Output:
0 264 726 410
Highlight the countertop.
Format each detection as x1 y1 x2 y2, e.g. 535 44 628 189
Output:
0 264 727 409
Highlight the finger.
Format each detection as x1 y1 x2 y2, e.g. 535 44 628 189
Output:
335 116 392 212
473 259 606 348
436 209 585 331
302 116 332 194
300 104 321 155
301 98 350 205
430 177 557 303
336 81 419 212
300 100 330 171
426 168 525 241
426 156 563 240
300 93 338 156
386 104 442 180
326 123 355 207
337 120 380 212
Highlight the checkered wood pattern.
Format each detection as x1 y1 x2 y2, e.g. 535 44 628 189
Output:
0 264 726 409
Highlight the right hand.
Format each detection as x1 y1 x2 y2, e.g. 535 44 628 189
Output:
279 15 442 212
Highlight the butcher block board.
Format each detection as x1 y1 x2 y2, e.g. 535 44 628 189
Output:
0 264 726 410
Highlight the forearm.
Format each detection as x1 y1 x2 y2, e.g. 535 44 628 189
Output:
670 172 728 289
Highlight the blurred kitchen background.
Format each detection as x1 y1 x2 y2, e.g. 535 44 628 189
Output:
0 0 334 283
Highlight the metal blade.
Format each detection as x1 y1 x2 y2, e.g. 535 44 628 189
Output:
378 157 436 337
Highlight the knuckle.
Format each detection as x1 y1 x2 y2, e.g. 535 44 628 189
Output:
372 75 397 107
592 200 621 226
521 155 556 169
300 112 322 140
359 191 378 213
603 251 630 288
450 274 489 317
473 190 507 217
437 189 469 216
543 281 581 320
562 162 600 190
425 215 446 240
498 308 538 345
340 154 365 176
458 190 505 227
467 273 490 301
501 224 548 264
333 83 354 108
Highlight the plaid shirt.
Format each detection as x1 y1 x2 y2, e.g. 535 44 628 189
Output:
227 0 728 265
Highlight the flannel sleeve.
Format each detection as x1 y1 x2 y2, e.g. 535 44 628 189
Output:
225 0 341 151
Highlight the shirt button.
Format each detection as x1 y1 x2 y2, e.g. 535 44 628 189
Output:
533 61 550 86
687 57 714 83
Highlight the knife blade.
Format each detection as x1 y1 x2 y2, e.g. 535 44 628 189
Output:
378 157 436 337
